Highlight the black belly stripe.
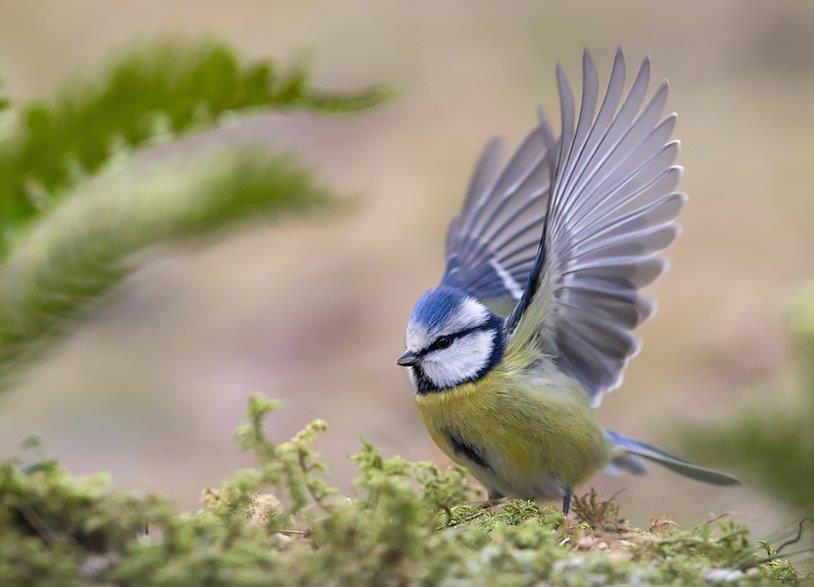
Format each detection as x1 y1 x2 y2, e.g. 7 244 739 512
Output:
445 430 490 470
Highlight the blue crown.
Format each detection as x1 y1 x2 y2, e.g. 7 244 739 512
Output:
410 285 467 329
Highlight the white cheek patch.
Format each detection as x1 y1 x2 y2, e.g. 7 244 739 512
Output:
421 329 495 389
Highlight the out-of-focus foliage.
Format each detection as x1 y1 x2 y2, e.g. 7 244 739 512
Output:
0 40 389 243
687 282 814 527
0 396 804 585
0 77 8 114
0 152 328 391
0 39 390 395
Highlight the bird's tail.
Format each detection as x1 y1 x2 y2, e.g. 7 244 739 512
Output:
605 430 740 486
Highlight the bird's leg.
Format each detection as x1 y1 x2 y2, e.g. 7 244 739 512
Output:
561 487 572 516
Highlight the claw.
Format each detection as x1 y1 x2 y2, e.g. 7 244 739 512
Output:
562 487 572 515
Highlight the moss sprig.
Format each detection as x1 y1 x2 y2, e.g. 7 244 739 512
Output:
0 395 805 585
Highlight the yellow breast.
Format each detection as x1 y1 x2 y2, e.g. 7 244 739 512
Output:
414 359 609 498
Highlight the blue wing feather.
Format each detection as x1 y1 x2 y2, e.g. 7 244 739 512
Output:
442 119 556 315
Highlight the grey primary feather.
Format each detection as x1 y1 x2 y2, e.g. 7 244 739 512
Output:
441 114 557 313
506 48 684 406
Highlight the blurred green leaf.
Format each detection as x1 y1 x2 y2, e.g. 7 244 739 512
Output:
0 39 390 248
0 37 390 395
0 150 329 393
20 436 41 450
685 281 814 524
0 73 8 113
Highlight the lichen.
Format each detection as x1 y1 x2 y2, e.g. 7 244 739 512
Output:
0 396 807 585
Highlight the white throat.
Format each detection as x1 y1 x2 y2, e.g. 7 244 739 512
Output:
418 329 496 389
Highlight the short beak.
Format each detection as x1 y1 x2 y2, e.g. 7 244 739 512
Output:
396 350 418 367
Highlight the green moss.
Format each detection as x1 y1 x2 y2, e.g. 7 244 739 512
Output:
0 396 806 585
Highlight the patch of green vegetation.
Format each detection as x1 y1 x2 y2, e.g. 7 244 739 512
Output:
0 38 391 395
0 33 808 586
0 151 329 391
686 282 814 528
0 39 390 239
0 396 805 585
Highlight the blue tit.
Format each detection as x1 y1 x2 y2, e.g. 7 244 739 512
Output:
397 49 739 514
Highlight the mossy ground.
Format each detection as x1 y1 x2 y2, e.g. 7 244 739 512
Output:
0 396 806 586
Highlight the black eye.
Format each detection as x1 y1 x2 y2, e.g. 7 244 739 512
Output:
436 335 452 349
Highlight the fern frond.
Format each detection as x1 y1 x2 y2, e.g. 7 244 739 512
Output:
0 40 389 243
0 149 328 392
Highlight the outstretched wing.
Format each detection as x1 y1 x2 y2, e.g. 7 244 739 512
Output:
507 49 684 406
441 120 557 316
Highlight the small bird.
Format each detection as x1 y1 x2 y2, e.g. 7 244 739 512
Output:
397 49 739 514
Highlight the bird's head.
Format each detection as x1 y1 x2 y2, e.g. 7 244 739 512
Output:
398 285 506 394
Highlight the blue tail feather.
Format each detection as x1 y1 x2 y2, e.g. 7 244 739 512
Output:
606 431 740 487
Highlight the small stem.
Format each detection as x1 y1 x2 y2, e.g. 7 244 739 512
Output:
298 451 330 512
278 529 310 538
437 503 496 531
16 499 59 547
740 518 808 571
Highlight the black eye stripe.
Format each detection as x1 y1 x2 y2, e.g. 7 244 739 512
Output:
418 323 494 356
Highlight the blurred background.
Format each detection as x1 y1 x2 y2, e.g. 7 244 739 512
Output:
0 0 812 535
